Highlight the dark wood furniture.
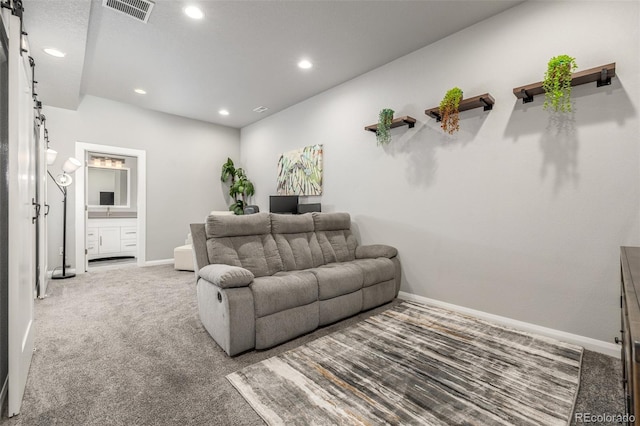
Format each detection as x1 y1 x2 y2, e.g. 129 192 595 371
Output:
513 62 616 103
620 246 640 424
364 116 416 133
424 93 495 121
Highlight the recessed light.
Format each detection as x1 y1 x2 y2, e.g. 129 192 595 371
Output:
43 48 65 58
134 88 147 95
297 59 313 69
184 5 204 20
219 109 230 116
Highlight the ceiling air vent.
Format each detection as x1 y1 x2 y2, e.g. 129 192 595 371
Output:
102 0 155 23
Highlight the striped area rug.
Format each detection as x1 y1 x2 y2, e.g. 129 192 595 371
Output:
227 301 583 425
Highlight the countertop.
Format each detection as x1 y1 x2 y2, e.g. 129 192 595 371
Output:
88 212 137 219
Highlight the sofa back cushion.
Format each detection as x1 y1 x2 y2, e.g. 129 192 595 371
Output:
271 214 324 271
312 212 357 264
205 212 283 277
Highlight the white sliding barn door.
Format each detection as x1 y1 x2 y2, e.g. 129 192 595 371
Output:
7 13 35 417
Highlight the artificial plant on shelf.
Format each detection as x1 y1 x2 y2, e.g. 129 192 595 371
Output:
542 55 577 113
439 87 463 134
376 108 395 145
220 158 255 215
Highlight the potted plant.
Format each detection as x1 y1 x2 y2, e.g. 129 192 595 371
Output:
439 87 463 134
220 158 256 215
376 108 394 145
543 55 577 112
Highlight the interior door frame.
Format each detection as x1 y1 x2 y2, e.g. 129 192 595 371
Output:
74 143 146 274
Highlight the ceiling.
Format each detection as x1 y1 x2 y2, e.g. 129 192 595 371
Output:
22 0 524 129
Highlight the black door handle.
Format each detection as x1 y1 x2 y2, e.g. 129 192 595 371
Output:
32 198 40 223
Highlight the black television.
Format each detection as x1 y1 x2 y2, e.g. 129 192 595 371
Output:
100 191 115 206
269 195 298 214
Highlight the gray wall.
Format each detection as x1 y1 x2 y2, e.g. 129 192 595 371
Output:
44 95 240 265
240 1 640 343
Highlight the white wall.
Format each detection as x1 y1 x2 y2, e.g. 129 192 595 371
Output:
241 1 640 342
45 95 240 265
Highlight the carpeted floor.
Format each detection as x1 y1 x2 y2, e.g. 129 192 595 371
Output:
1 265 625 425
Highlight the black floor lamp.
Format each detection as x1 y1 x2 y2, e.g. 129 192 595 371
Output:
47 150 81 280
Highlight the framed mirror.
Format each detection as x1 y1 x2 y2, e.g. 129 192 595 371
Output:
87 166 130 208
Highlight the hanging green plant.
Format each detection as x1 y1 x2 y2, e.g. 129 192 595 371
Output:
439 87 463 134
543 55 577 112
376 108 394 145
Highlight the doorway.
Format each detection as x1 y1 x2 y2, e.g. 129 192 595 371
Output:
74 143 146 274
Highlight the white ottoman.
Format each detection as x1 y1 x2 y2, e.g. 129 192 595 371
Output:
174 244 194 271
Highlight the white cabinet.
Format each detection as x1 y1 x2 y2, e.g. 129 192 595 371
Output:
120 226 137 253
87 228 98 255
87 218 137 260
99 227 121 254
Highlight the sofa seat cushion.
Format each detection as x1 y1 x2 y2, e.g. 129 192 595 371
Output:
353 258 396 287
310 263 363 300
252 271 318 318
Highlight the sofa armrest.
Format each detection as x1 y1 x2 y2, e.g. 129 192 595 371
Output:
198 264 254 288
355 244 398 259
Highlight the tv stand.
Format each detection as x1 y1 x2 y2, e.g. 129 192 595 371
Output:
620 246 640 424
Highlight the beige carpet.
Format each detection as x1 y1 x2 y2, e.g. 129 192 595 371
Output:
0 265 623 425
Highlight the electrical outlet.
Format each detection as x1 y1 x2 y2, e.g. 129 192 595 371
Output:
59 247 63 256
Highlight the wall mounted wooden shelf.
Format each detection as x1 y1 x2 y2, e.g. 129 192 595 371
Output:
364 116 416 132
513 62 616 103
425 93 495 122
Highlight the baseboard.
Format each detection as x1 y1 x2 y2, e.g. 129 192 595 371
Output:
398 291 620 359
144 258 174 267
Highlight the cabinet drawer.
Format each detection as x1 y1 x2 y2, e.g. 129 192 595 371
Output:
87 228 98 242
121 227 137 239
121 240 137 252
87 243 98 254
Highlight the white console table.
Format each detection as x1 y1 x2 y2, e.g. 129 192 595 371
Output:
87 218 137 260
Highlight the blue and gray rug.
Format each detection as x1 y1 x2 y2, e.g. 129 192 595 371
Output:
228 301 582 425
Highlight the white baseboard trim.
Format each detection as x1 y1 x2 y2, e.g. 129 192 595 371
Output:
398 291 620 359
144 258 174 267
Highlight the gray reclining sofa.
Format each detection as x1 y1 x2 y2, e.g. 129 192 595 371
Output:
190 212 401 356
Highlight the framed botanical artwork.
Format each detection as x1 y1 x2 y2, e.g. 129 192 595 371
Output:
276 144 323 195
